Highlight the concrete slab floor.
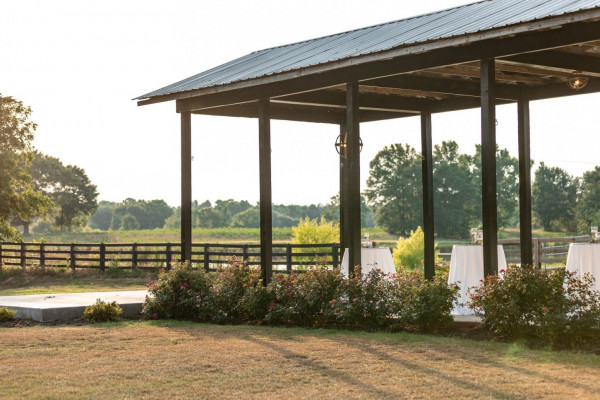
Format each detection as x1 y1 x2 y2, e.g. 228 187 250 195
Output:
0 290 148 322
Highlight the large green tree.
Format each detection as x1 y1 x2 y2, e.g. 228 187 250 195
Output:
365 144 422 236
576 166 600 233
0 94 52 240
433 141 478 237
30 152 98 232
532 162 578 231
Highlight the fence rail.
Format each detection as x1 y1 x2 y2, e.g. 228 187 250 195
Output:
439 236 592 267
0 242 341 273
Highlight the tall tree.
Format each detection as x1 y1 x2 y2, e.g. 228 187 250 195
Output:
365 144 422 236
30 153 98 232
532 162 578 231
576 166 600 233
433 141 478 237
0 94 52 240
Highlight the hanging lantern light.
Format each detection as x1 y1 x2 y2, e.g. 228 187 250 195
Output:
567 76 589 90
335 133 363 158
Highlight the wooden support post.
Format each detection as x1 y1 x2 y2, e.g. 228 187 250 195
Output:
339 121 349 252
20 243 26 269
345 82 362 274
258 98 273 285
70 243 76 270
203 245 210 271
480 58 499 276
166 243 172 270
0 243 3 266
40 243 45 267
286 244 292 273
518 87 534 267
420 112 435 280
243 244 249 262
181 111 192 263
132 243 138 269
99 243 106 271
332 244 339 269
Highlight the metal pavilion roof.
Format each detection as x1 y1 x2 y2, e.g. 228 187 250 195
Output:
136 0 600 101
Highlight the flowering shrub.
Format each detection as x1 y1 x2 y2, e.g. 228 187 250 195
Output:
141 260 459 332
394 269 459 330
142 262 212 321
208 257 262 324
469 267 600 344
266 268 343 326
83 299 122 323
328 268 399 328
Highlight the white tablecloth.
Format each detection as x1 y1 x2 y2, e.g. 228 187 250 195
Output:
341 248 396 277
448 245 507 315
566 243 600 293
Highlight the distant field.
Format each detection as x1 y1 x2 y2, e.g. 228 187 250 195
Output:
22 227 397 245
18 226 575 249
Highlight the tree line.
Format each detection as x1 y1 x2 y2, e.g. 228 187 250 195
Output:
365 141 600 237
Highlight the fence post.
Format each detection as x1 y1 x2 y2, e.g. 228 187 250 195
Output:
533 238 540 268
166 243 172 270
332 244 338 269
243 244 249 262
203 245 209 271
99 243 106 271
40 243 45 267
286 244 292 273
20 243 26 269
0 243 3 267
70 243 76 270
132 243 138 270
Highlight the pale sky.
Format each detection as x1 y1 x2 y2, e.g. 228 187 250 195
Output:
2 0 599 207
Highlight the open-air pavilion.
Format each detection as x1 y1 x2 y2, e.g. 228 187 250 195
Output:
136 0 600 284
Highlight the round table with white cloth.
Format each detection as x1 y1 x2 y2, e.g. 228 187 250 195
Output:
448 245 507 315
565 243 600 293
341 248 396 278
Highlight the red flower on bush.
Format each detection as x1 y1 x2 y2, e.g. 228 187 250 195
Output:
152 313 157 319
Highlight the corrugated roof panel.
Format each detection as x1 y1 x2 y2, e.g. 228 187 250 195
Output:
137 0 600 100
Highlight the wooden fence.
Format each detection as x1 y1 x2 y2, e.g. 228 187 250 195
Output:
0 242 341 273
439 236 592 267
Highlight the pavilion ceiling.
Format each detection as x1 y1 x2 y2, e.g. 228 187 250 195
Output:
189 39 600 125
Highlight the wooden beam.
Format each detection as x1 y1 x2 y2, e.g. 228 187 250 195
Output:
425 65 550 85
276 90 425 114
365 74 520 100
495 60 575 78
528 78 600 100
345 82 361 275
180 112 192 263
504 51 600 78
518 87 533 267
193 102 343 124
258 99 273 285
420 112 435 280
480 58 498 277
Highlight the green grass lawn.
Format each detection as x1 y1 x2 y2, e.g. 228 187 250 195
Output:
0 267 155 296
0 321 598 399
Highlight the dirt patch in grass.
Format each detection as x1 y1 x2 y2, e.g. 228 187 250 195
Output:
1 322 599 399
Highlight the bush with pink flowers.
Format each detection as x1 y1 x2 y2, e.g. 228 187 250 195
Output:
142 260 459 332
469 267 600 345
